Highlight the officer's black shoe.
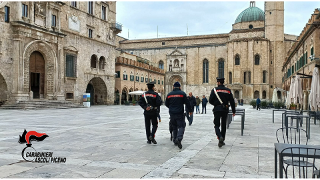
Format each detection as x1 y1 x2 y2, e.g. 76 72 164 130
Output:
149 136 157 144
218 137 224 148
174 140 178 146
175 139 182 149
147 140 151 144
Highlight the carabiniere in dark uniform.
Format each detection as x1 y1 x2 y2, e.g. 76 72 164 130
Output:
138 81 162 144
209 77 236 148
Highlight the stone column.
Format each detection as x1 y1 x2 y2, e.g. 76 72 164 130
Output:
119 94 122 105
303 90 309 110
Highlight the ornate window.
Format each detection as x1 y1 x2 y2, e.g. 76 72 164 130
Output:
203 59 209 83
235 54 240 65
90 55 97 68
159 60 164 69
218 59 224 78
255 54 260 65
263 71 267 83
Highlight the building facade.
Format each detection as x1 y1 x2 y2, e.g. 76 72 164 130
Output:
117 1 297 103
115 52 165 104
0 1 121 105
282 9 320 109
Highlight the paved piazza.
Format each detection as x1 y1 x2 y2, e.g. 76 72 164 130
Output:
0 104 320 178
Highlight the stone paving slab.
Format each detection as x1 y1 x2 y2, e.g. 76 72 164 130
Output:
1 104 320 178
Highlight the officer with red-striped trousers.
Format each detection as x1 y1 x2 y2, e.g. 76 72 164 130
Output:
139 81 162 144
209 77 235 148
165 82 192 149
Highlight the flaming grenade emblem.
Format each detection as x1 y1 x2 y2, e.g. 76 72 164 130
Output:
19 130 49 161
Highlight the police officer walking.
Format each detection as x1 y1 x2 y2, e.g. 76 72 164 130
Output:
165 82 192 149
139 81 162 144
209 78 235 148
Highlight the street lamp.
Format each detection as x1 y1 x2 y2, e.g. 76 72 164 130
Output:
309 55 320 61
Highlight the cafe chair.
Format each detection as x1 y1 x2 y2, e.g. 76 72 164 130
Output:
276 127 308 145
313 169 320 178
281 147 320 178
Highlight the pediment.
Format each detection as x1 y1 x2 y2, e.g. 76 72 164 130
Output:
168 49 185 56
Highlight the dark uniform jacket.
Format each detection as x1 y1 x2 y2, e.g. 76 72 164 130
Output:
186 95 196 112
139 90 162 115
209 85 236 113
165 88 191 115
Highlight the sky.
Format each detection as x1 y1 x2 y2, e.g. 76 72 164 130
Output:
116 1 320 40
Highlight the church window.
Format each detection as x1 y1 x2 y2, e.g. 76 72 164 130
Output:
90 55 97 68
229 72 232 84
262 91 266 99
218 59 224 79
249 24 253 29
235 54 240 65
203 59 209 83
254 91 259 99
255 54 260 65
263 71 267 83
159 60 164 69
66 54 77 77
5 6 10 23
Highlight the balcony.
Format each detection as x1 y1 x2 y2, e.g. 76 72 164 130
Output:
110 22 122 33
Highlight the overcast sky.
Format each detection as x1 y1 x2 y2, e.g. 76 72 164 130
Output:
116 1 320 40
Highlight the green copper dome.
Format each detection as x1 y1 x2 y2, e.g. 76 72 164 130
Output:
235 6 265 23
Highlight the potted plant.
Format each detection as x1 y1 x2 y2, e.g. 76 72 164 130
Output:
274 102 280 109
125 101 130 105
290 103 296 110
261 100 267 109
132 99 136 106
250 100 256 108
278 102 285 109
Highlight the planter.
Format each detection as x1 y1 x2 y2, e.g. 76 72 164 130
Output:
290 106 296 110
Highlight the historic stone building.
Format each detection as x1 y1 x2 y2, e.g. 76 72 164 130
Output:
117 1 297 103
0 1 121 106
115 52 165 104
282 9 320 109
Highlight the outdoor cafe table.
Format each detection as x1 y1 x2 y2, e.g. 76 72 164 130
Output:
227 108 245 136
274 143 320 178
272 109 287 123
284 114 311 139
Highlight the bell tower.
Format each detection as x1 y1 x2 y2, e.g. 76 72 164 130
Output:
264 1 284 41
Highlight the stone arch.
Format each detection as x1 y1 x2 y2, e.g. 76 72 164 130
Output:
23 40 57 98
0 73 8 103
254 90 260 99
168 75 183 92
99 56 106 70
86 77 108 105
91 54 98 68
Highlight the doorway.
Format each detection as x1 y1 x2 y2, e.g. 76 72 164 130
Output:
86 83 94 105
29 51 45 99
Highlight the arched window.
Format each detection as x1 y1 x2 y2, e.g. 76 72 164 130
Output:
235 54 240 65
229 72 232 84
218 59 224 78
159 60 164 69
203 59 209 83
262 90 266 99
254 91 260 99
91 55 97 68
99 56 105 70
263 70 267 83
235 90 239 99
255 54 260 65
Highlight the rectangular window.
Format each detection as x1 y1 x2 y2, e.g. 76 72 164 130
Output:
311 47 314 56
136 76 139 82
162 81 163 85
88 1 93 15
5 6 10 22
243 72 246 84
22 4 28 17
66 93 74 99
116 71 120 78
66 55 76 77
158 80 160 84
123 74 127 80
149 78 151 83
71 1 77 8
130 75 134 81
145 78 148 83
88 29 93 38
141 77 144 82
101 6 106 20
306 52 308 65
52 15 56 27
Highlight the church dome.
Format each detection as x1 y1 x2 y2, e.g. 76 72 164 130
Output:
234 3 265 24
